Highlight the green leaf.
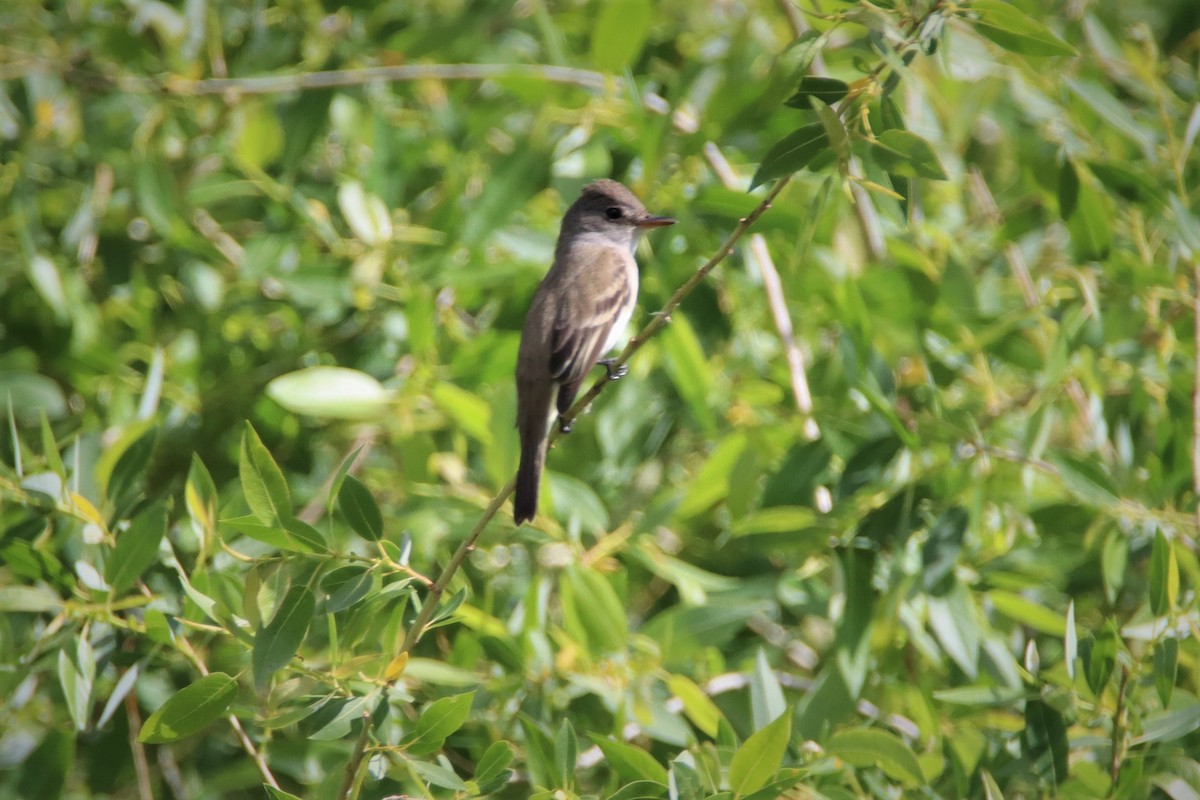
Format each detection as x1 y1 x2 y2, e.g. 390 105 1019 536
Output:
731 506 818 536
987 590 1066 636
0 371 68 421
607 781 669 800
760 31 828 107
519 716 558 789
320 565 375 614
185 454 218 535
869 130 947 180
17 728 71 800
279 89 331 173
1100 528 1128 603
239 422 291 527
923 506 967 595
750 123 830 190
252 585 315 691
677 432 748 519
932 686 1028 706
106 503 167 594
105 427 157 513
659 313 716 434
555 719 578 789
266 366 393 420
0 585 65 613
402 692 475 756
221 515 324 554
135 158 185 240
1080 620 1119 697
728 710 791 797
1059 161 1113 261
589 735 669 784
233 102 283 170
590 0 652 72
668 674 722 737
1153 638 1178 708
741 771 808 800
785 76 850 109
762 440 831 507
475 740 516 787
927 583 980 679
1132 702 1200 745
139 673 237 743
1058 159 1080 219
826 728 924 787
39 411 65 480
58 639 95 732
1148 529 1178 616
408 758 469 790
1088 160 1167 208
431 382 493 444
425 587 468 631
669 758 704 800
1023 699 1068 784
971 0 1076 57
264 787 303 800
750 648 786 731
327 445 366 512
814 98 849 162
561 564 628 654
1067 79 1155 149
978 771 1005 800
338 474 383 541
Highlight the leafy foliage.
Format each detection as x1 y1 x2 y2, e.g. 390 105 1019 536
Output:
2 0 1200 798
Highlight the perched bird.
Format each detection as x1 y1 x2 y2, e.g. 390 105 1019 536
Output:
513 180 675 524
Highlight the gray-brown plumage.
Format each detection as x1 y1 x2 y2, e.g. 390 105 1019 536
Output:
514 180 675 524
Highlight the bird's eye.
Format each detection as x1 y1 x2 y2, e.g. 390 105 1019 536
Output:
605 207 623 220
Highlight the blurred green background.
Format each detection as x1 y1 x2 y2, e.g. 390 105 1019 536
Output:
2 0 1199 797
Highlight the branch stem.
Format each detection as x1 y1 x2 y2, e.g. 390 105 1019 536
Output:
338 177 790 798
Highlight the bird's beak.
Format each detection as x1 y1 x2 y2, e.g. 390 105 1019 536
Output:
637 215 676 228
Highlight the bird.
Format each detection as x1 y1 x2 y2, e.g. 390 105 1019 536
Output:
513 179 675 525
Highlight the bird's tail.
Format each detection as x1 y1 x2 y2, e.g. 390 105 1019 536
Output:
514 381 553 525
514 436 547 525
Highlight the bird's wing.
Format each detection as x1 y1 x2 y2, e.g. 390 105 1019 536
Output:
548 246 632 389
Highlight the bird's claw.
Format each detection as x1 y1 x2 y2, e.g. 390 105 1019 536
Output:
558 416 573 434
599 358 628 380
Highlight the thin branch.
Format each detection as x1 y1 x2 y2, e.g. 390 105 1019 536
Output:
339 710 372 800
124 690 155 800
1194 258 1200 535
556 177 794 433
93 63 611 96
156 747 189 800
1110 666 1129 788
397 478 515 655
749 234 821 440
846 158 887 261
338 177 791 799
702 141 819 439
175 636 281 789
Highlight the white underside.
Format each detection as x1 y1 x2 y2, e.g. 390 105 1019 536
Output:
603 247 639 354
545 243 640 436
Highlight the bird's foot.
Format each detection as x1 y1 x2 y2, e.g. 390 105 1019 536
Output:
598 358 628 380
558 416 573 434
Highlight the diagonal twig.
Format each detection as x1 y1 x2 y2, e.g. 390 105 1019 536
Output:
337 175 792 798
74 63 611 96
